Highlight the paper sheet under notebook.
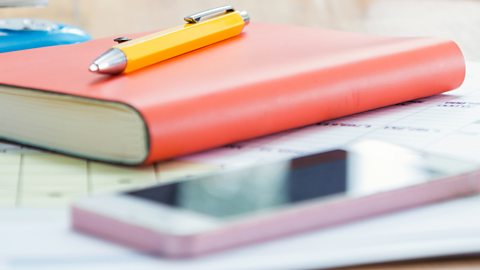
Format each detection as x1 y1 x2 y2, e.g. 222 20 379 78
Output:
2 63 480 208
0 62 480 269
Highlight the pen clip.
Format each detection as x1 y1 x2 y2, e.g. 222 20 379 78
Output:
184 5 235 24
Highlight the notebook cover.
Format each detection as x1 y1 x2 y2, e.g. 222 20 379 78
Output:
0 23 465 165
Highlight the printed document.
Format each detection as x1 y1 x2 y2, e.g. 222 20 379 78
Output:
0 62 479 269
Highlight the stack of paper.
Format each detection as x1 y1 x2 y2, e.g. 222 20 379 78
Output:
1 62 480 269
3 195 480 270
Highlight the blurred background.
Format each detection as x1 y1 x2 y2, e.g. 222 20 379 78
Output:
0 0 479 61
1 1 480 269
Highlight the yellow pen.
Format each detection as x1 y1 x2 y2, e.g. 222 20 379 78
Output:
89 6 250 74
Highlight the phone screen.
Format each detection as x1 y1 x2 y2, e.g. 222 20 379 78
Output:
126 141 474 220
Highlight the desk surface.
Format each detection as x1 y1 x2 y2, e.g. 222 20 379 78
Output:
1 1 479 269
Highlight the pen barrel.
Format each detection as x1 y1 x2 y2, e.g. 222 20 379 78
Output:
115 12 246 73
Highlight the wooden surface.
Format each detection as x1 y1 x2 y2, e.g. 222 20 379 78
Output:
1 1 480 269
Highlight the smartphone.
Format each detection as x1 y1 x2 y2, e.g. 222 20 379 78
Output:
72 140 480 258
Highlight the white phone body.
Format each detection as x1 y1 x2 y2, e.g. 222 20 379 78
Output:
72 140 480 258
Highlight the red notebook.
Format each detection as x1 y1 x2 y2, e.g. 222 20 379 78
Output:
0 24 465 165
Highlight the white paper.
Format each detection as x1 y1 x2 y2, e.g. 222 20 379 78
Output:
3 194 480 270
2 63 480 208
1 62 480 269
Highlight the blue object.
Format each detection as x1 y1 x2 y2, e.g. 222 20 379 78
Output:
0 18 91 53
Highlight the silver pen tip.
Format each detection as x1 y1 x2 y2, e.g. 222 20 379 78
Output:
89 63 99 72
